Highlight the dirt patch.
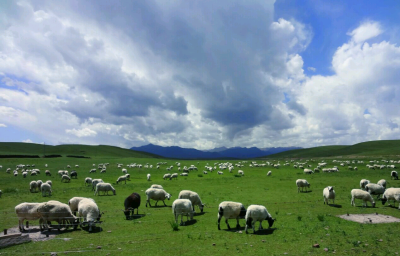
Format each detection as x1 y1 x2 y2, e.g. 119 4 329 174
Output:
0 226 72 242
337 214 400 224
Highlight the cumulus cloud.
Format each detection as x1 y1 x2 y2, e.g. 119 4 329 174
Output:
0 124 7 127
22 139 33 143
307 67 316 72
0 1 398 149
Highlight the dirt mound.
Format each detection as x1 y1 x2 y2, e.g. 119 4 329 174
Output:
337 213 400 224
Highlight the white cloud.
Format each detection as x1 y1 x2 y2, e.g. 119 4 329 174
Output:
0 124 6 127
307 67 316 72
22 139 33 143
348 21 382 43
66 128 97 138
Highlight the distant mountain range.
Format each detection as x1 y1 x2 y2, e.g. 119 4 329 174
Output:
130 144 302 159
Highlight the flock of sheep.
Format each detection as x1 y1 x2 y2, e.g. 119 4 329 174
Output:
2 158 400 236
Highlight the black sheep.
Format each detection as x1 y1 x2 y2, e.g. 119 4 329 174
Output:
71 170 78 179
124 193 141 220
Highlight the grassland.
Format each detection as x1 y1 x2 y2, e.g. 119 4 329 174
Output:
0 143 400 255
267 140 400 159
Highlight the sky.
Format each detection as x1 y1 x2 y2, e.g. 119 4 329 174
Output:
1 0 400 150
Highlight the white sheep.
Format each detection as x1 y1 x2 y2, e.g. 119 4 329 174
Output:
238 170 244 176
391 171 398 180
116 175 128 184
217 201 246 230
377 179 387 188
303 169 314 174
178 190 205 213
85 177 93 186
45 180 52 186
91 179 104 191
323 186 335 205
163 173 171 180
351 189 375 207
170 173 178 180
150 184 163 189
360 179 370 190
381 188 400 209
89 169 96 173
296 179 310 193
218 171 223 175
37 200 79 230
58 170 66 177
36 180 43 189
172 199 194 226
41 183 52 197
267 171 272 176
0 190 2 198
244 205 275 234
145 188 171 207
68 197 94 215
203 171 208 174
122 168 128 174
45 170 51 176
30 181 39 193
180 173 188 176
94 183 116 196
365 183 385 199
77 198 102 232
147 173 151 181
15 202 44 231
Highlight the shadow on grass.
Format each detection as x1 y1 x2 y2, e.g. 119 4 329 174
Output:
247 228 277 236
81 226 103 233
328 204 342 208
300 190 312 193
181 219 197 226
223 226 245 232
194 212 206 216
126 214 146 220
147 205 172 208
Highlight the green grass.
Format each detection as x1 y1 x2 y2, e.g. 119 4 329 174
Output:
267 140 400 158
0 148 400 255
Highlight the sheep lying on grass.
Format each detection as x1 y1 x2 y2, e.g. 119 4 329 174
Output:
217 201 246 230
323 186 335 205
244 205 275 234
351 189 375 207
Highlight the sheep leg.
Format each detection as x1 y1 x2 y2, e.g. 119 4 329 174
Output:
163 200 167 206
226 219 231 230
155 201 158 206
259 221 263 231
18 219 23 232
217 216 222 230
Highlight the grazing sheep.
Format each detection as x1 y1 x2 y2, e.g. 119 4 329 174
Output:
377 179 387 189
36 180 43 189
303 169 314 174
116 175 128 184
123 193 141 219
217 201 246 230
89 169 96 173
351 189 375 207
22 172 27 178
381 188 400 209
323 186 335 205
178 190 205 213
170 173 178 180
244 205 275 234
85 177 93 186
41 183 52 197
180 173 188 176
391 171 399 180
77 198 102 232
94 183 116 196
217 171 223 175
15 202 44 231
37 200 79 230
91 179 104 191
45 180 52 186
30 181 38 193
147 173 151 181
203 171 208 174
68 197 94 216
45 170 51 176
360 179 370 190
100 169 106 173
150 184 163 189
122 168 128 174
61 175 71 183
365 183 385 199
267 171 272 176
0 190 2 198
30 171 37 176
70 171 78 179
296 179 310 193
145 188 171 207
163 173 171 180
238 170 244 176
58 170 66 177
172 199 194 226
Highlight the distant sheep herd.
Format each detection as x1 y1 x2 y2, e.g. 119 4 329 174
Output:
1 158 400 235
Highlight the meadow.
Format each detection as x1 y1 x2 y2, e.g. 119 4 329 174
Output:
1 153 400 255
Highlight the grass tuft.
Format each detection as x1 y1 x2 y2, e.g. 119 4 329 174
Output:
317 214 325 222
197 174 203 177
169 220 179 231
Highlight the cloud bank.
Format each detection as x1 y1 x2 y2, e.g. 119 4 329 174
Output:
0 2 399 149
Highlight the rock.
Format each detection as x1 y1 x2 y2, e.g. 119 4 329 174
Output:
324 248 328 252
378 239 383 242
313 244 320 248
107 231 111 233
97 246 102 249
262 240 266 243
50 253 57 256
238 231 242 234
